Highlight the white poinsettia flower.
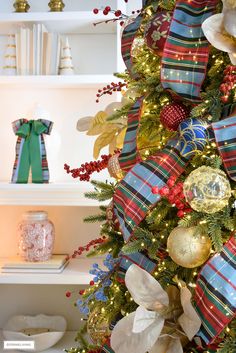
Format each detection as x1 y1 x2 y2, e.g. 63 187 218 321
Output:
110 264 201 353
202 0 236 64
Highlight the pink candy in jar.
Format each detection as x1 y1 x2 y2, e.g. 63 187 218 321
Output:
18 211 55 262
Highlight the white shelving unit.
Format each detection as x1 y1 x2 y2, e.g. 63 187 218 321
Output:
0 182 104 206
0 75 118 88
0 12 117 34
0 258 104 284
0 0 130 351
0 0 142 351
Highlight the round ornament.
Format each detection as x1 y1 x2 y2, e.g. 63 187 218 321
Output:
87 308 111 345
167 226 212 268
144 11 172 56
131 37 145 58
160 102 189 131
107 154 123 180
183 166 231 214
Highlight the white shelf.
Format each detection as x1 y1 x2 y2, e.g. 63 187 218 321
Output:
0 330 79 353
0 258 104 284
0 75 117 88
0 11 117 34
0 182 103 206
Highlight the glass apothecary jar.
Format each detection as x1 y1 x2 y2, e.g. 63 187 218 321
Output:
18 211 55 262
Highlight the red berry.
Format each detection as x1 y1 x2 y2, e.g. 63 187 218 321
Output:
66 291 71 298
79 290 85 295
93 8 99 14
103 9 108 15
120 21 124 26
159 186 170 196
167 178 176 188
115 10 122 17
221 96 229 103
105 6 111 12
177 210 185 218
152 186 159 194
90 281 94 286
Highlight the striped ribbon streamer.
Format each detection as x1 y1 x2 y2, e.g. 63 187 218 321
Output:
117 251 158 283
212 115 236 181
194 236 236 344
161 0 219 103
119 12 145 172
118 97 143 171
121 14 143 80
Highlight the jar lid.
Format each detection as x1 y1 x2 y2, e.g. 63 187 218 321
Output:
22 211 48 221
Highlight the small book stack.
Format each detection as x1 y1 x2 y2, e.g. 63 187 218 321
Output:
15 24 61 75
1 254 69 274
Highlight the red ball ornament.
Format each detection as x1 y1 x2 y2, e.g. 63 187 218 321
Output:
160 102 189 131
144 10 172 56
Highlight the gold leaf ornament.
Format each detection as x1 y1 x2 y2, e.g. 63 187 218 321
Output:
87 111 108 136
93 127 117 159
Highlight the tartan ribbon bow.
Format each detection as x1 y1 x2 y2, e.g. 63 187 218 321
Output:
15 119 48 183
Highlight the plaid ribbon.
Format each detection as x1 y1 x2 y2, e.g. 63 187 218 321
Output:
119 98 143 172
212 115 236 181
117 251 158 283
114 118 208 242
194 236 236 345
121 14 143 80
161 0 219 103
11 119 53 184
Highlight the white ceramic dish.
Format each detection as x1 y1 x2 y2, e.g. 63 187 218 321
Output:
3 314 67 352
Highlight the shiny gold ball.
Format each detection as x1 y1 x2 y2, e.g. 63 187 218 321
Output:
107 154 123 180
167 226 212 268
183 166 231 214
87 308 111 345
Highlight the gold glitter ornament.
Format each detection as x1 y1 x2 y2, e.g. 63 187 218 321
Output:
87 308 111 345
183 166 231 214
107 154 123 180
167 226 212 268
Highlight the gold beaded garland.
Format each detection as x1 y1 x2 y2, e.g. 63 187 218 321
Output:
107 154 123 180
183 166 231 214
167 226 212 268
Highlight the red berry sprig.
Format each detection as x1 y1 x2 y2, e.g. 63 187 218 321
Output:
71 237 107 259
96 81 127 103
65 237 107 299
220 65 236 103
92 5 129 26
152 176 192 218
64 154 111 182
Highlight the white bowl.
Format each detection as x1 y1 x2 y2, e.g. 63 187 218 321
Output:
3 314 67 352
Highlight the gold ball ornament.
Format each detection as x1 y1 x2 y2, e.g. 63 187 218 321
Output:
87 308 111 345
183 166 231 214
107 154 123 180
167 226 212 268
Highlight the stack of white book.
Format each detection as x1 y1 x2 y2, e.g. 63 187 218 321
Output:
15 24 61 75
1 254 69 273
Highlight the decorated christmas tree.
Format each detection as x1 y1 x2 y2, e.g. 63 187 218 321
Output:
65 1 236 352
